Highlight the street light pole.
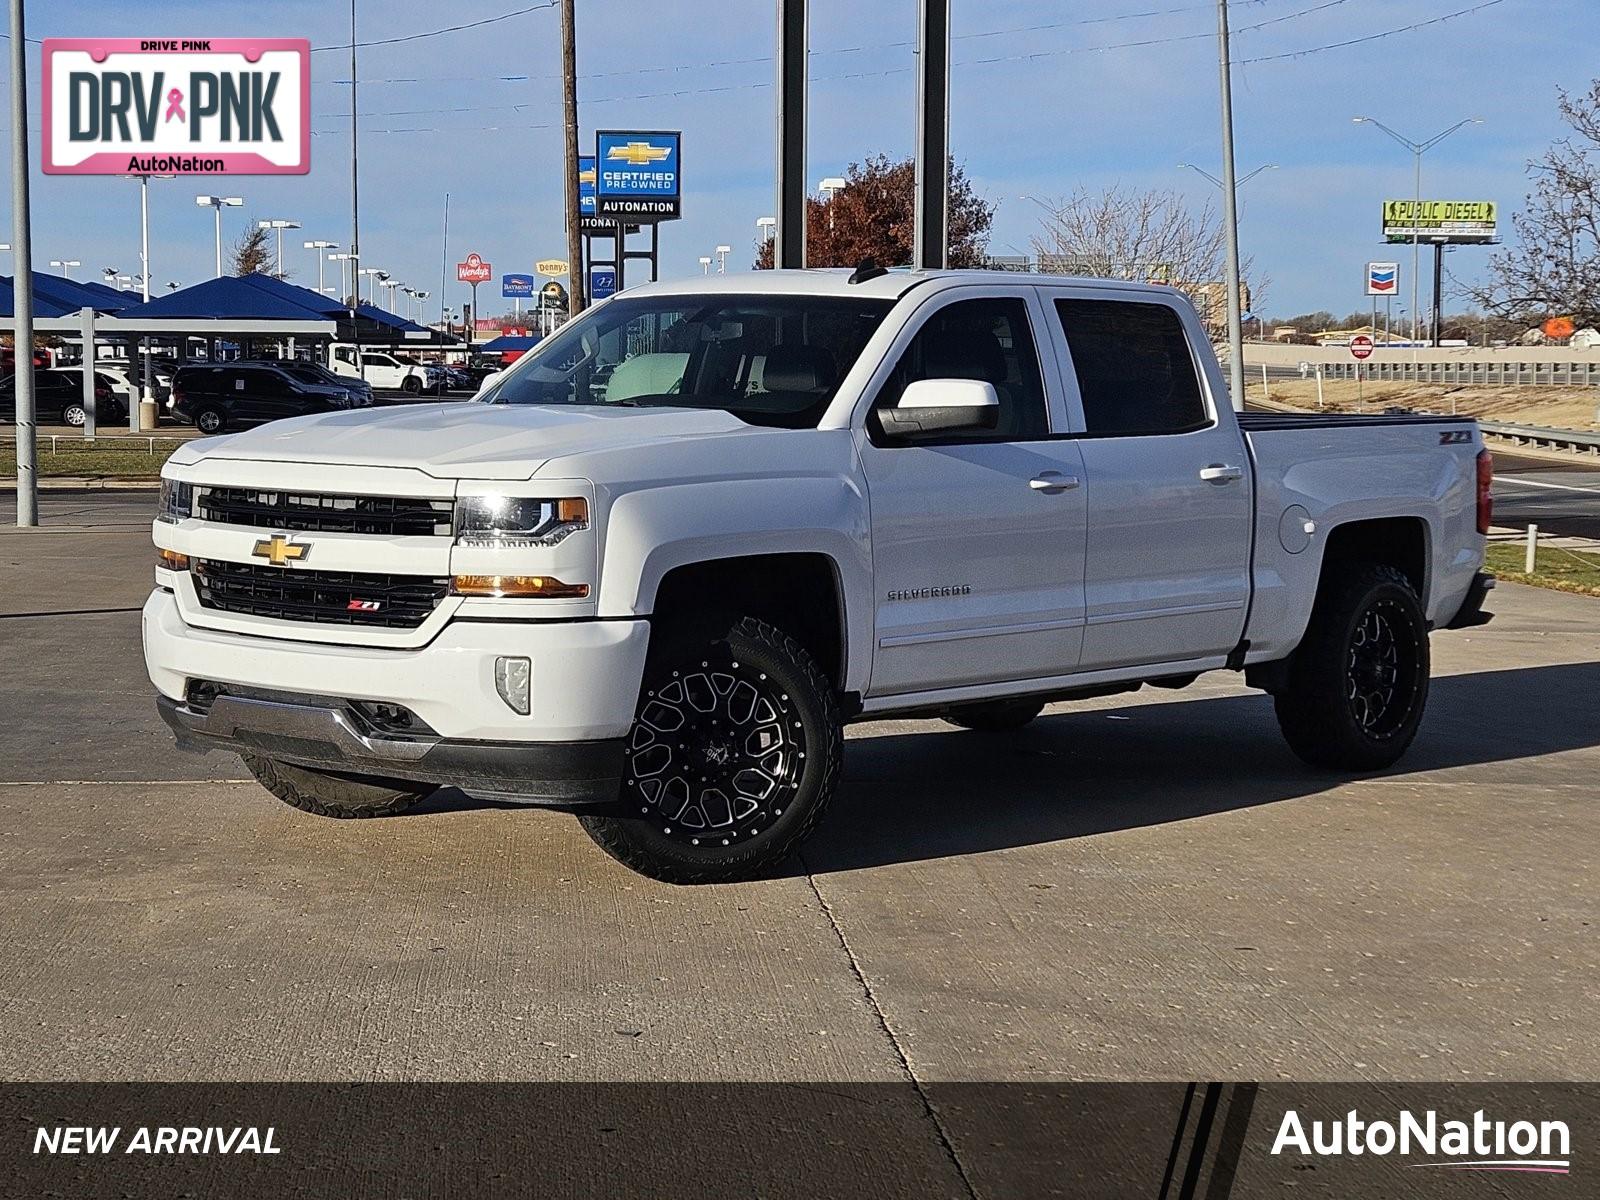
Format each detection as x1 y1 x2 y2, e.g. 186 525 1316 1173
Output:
715 245 732 274
1352 115 1483 352
1214 0 1246 413
304 240 337 296
259 219 301 278
195 195 243 277
48 259 81 278
9 0 38 525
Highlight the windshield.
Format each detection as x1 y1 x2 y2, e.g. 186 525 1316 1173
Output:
481 293 894 429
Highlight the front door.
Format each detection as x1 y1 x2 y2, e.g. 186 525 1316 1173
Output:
857 291 1088 697
1048 293 1253 671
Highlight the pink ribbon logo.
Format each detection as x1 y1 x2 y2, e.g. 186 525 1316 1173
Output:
164 88 185 123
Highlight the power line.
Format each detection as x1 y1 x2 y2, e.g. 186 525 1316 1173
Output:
308 2 557 52
1237 0 1506 62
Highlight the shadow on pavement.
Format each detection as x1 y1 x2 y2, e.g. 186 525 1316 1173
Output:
784 661 1600 876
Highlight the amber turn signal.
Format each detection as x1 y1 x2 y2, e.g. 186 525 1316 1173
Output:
451 574 589 599
156 548 190 571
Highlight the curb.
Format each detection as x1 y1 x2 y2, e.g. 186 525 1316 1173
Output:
1 478 162 492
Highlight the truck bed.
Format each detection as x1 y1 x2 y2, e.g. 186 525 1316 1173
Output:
1238 410 1476 432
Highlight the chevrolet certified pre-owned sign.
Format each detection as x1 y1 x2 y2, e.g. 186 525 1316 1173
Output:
594 131 681 221
43 39 310 175
1382 200 1498 245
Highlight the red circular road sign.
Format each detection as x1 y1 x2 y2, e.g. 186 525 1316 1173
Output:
1349 334 1375 361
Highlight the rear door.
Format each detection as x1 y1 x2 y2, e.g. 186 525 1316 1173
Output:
1046 291 1253 672
856 287 1089 697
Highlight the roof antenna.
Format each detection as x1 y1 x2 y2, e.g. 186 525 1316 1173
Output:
847 258 888 285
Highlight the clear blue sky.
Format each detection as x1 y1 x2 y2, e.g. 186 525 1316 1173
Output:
0 0 1584 320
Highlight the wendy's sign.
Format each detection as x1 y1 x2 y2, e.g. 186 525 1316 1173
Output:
43 39 310 175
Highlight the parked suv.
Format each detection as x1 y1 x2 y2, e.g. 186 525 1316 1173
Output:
0 368 125 427
246 360 373 408
171 363 359 434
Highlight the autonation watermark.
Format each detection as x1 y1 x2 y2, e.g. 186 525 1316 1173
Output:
1272 1107 1572 1175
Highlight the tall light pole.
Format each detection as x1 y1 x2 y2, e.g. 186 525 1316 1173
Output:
714 245 732 274
1214 0 1246 413
48 259 81 278
258 219 301 278
195 195 243 277
329 251 357 302
756 216 776 244
304 240 337 296
698 256 712 275
1353 115 1483 350
9 0 38 524
1179 162 1278 190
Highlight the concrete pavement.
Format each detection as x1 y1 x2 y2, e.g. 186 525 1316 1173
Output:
0 494 1596 1090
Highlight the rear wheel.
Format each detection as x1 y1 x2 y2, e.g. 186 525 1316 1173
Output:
941 698 1046 732
240 753 433 819
579 615 842 884
194 405 226 434
1274 563 1429 770
401 376 423 394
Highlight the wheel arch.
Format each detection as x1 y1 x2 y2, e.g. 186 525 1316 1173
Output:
1317 515 1430 607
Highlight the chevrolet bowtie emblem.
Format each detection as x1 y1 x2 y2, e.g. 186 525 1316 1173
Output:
252 534 311 567
606 141 670 166
578 167 596 185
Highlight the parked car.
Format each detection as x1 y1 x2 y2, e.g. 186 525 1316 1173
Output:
0 368 125 427
246 360 374 408
170 362 360 434
327 344 444 394
147 270 1494 884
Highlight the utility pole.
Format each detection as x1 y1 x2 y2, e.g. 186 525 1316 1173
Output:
775 0 807 269
913 0 950 270
350 0 363 377
9 0 37 525
560 0 586 316
1215 0 1246 413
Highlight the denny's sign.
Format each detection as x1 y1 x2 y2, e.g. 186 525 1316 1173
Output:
43 38 310 175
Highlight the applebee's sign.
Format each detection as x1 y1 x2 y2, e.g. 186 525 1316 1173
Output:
43 38 310 175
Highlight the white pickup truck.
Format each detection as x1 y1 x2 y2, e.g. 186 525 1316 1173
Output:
145 269 1495 883
327 344 443 394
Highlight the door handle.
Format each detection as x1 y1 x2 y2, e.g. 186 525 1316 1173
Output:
1029 472 1081 493
1199 464 1244 484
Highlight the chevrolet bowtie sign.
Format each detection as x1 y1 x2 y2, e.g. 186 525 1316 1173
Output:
594 130 682 221
43 38 310 175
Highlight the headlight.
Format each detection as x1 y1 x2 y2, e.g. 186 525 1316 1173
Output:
455 495 588 546
157 478 192 524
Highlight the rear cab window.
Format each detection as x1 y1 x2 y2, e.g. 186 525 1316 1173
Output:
1053 298 1210 436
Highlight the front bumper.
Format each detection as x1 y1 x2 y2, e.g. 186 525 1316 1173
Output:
158 693 625 808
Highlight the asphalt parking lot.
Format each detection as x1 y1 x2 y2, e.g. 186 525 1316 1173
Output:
1 491 1596 1092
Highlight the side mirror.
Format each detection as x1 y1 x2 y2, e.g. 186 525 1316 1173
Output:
877 378 1000 437
474 370 506 399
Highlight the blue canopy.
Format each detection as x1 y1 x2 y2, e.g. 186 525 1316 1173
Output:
352 301 429 334
110 274 336 322
480 335 542 353
0 272 140 319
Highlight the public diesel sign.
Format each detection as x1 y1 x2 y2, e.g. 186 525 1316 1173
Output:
42 38 310 175
1381 200 1498 244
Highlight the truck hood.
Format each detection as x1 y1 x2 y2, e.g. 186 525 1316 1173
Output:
177 402 754 481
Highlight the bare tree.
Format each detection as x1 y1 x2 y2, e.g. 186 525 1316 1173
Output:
1028 186 1265 328
230 219 273 277
1468 81 1600 327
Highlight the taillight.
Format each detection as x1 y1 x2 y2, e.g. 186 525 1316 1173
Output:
1476 448 1493 535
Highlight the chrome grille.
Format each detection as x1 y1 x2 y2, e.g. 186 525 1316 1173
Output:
195 487 452 537
192 559 449 629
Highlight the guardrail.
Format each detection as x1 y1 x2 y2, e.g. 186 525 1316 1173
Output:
0 434 187 455
1478 420 1600 456
1316 360 1600 387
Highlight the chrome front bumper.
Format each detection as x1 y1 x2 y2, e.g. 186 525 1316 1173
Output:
159 692 626 809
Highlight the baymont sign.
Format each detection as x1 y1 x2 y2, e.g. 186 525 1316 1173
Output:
43 38 310 175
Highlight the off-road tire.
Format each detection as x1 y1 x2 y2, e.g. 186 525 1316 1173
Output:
240 753 433 819
579 615 842 884
1274 563 1430 770
194 406 226 434
941 698 1046 732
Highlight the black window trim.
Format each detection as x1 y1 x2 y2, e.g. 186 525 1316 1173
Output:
863 290 1056 449
1044 289 1220 441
